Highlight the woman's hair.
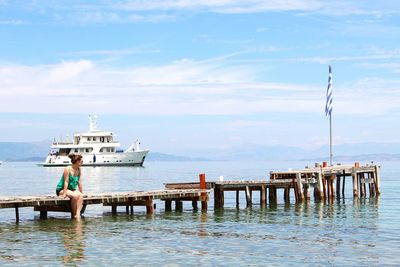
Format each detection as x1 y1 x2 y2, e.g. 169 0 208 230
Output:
69 153 83 164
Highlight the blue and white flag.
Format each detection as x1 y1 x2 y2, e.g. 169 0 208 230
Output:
325 65 333 117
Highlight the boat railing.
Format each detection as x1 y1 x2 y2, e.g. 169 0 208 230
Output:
52 142 74 145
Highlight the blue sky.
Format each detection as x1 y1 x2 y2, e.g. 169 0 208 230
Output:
0 1 399 155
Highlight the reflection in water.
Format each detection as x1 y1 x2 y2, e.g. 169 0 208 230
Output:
60 220 85 265
197 212 208 237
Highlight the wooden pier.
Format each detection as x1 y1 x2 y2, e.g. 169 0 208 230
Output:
166 163 381 208
0 189 210 223
0 163 381 223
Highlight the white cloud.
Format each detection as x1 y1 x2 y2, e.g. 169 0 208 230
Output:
0 19 25 25
0 57 399 116
44 60 93 83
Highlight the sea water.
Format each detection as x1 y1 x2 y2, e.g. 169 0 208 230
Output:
0 161 399 266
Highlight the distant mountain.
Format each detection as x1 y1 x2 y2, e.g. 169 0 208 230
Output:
146 152 211 161
0 141 50 161
0 141 399 162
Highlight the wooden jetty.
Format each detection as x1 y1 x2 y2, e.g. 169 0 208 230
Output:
166 162 381 208
0 163 381 223
0 189 210 223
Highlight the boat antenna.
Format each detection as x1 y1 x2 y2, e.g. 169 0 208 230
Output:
89 115 99 132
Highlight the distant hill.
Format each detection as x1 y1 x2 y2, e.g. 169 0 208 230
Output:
146 152 211 161
0 141 50 161
0 141 399 162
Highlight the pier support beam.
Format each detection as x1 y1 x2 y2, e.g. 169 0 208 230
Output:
165 200 172 212
199 173 208 211
374 165 381 195
146 196 153 214
296 173 304 202
352 167 359 198
316 172 324 201
15 206 20 223
245 186 252 207
260 185 266 206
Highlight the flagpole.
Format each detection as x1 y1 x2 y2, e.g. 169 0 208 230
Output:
325 65 333 166
329 113 333 166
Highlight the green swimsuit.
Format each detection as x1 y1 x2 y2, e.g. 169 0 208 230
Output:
56 170 80 191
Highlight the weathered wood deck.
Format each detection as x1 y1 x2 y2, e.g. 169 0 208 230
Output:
0 189 210 223
0 163 381 223
165 163 381 208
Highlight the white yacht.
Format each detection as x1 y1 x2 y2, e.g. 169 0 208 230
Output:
39 115 149 167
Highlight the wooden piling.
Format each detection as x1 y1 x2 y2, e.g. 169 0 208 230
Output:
352 167 359 198
15 206 19 223
316 172 324 200
236 190 240 206
296 173 304 202
374 165 381 195
146 196 153 214
336 174 341 198
165 200 172 212
175 200 183 211
245 186 252 207
260 185 266 206
111 205 117 215
192 200 198 210
199 173 208 210
292 178 299 202
342 170 346 198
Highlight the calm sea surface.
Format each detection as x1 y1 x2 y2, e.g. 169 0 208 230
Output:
0 161 399 266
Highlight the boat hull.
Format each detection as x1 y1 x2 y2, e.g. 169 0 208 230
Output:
39 150 149 167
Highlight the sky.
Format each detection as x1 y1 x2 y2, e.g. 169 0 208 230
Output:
0 0 399 155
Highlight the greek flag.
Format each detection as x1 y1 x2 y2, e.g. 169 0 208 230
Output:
325 65 333 117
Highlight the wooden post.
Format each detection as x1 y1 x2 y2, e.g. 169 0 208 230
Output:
326 176 331 199
146 196 153 214
192 200 198 210
269 186 276 203
322 177 327 200
214 186 224 209
165 200 172 212
352 167 359 198
284 187 290 203
292 178 298 202
303 184 310 200
245 186 252 207
111 205 117 215
40 211 48 219
330 174 335 199
15 206 20 223
367 172 374 197
316 172 324 201
214 186 220 208
359 173 365 197
260 185 266 206
296 173 304 202
374 165 381 195
336 174 341 198
175 200 183 211
199 173 208 210
236 190 240 206
342 170 346 198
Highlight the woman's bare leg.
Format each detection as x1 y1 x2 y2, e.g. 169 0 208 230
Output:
65 190 81 219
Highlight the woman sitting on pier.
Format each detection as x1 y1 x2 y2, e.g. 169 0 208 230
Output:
56 154 84 220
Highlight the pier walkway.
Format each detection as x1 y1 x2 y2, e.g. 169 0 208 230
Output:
0 163 380 223
0 189 210 223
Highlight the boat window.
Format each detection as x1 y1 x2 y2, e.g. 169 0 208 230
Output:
93 137 96 141
87 137 91 141
74 149 78 153
100 148 103 152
